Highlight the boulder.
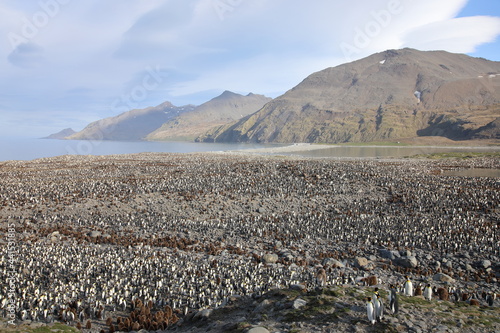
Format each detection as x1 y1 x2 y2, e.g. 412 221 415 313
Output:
433 273 455 283
355 256 369 267
193 308 213 321
480 259 491 269
292 298 307 309
400 250 412 257
290 284 307 292
379 249 400 260
394 256 418 268
248 328 270 333
253 299 272 313
49 231 60 243
88 230 101 238
322 258 345 268
262 253 278 264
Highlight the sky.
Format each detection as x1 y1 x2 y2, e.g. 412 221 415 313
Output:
1 0 500 138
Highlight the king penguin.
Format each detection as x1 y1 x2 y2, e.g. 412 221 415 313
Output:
485 292 494 307
366 297 375 325
389 284 399 314
375 294 384 322
372 287 379 304
423 283 432 301
404 275 413 296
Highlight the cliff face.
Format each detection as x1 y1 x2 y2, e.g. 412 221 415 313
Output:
203 49 500 143
146 91 271 141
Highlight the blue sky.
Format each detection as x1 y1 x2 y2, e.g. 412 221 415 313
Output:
1 0 500 138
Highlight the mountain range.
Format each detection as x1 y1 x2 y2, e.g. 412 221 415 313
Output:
66 102 196 141
203 48 500 143
50 48 500 144
61 92 269 142
145 91 271 141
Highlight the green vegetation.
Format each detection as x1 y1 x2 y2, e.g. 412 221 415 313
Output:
410 151 500 159
0 322 79 333
397 296 500 329
400 295 434 307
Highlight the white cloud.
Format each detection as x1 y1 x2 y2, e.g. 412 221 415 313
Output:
402 16 500 53
0 0 500 137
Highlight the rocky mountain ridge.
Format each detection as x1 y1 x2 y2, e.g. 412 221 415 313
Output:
66 102 195 141
203 48 500 143
51 91 269 142
146 91 271 141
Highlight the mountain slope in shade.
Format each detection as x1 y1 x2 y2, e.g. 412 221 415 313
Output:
146 91 271 141
204 48 500 143
67 102 195 141
43 128 76 139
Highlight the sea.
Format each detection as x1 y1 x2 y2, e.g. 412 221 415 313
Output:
1 137 499 167
0 137 280 162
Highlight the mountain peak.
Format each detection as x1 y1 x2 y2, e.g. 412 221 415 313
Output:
218 90 241 99
205 48 500 144
147 91 271 141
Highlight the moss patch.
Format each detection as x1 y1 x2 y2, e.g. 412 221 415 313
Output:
0 322 79 333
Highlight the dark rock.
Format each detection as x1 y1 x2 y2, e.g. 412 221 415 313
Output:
290 284 307 292
394 256 418 268
379 249 400 260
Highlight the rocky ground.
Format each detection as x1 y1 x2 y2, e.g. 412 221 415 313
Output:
0 151 498 333
174 285 500 333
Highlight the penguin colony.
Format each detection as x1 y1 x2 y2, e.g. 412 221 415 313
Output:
0 152 498 330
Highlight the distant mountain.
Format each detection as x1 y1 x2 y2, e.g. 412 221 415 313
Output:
43 128 76 139
67 102 195 141
146 91 271 141
203 48 500 143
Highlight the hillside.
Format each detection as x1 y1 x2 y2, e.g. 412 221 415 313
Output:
66 102 195 141
43 128 76 139
202 48 500 143
146 91 271 141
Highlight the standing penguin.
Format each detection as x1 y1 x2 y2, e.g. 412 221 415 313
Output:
423 283 432 301
375 294 384 322
389 284 399 314
366 297 375 325
372 287 380 303
404 275 413 296
485 292 494 307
